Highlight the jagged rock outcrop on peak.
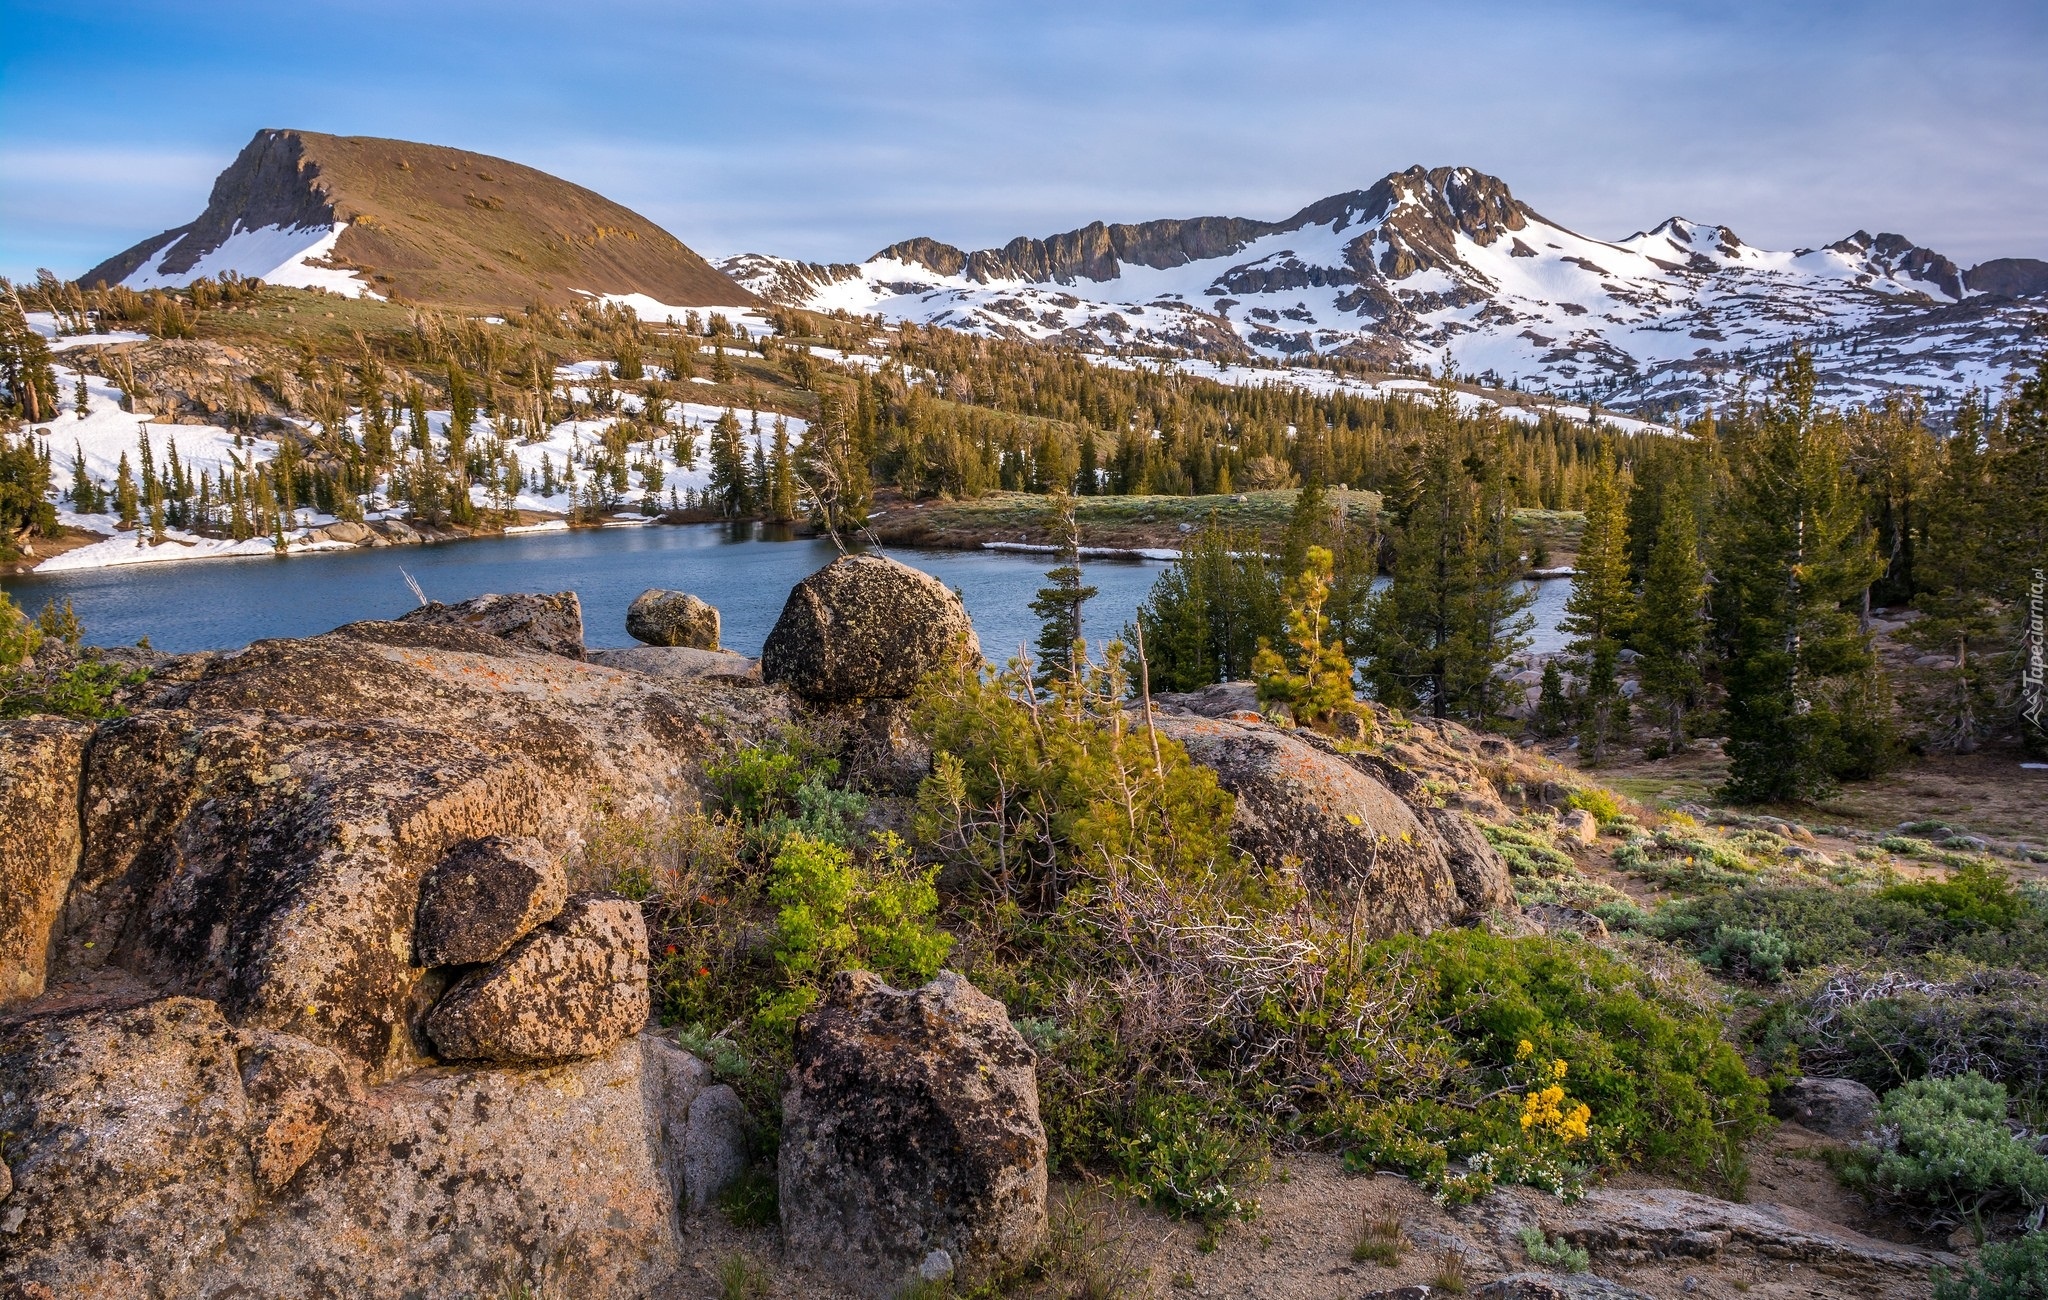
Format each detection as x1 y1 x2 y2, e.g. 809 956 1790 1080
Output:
413 834 567 967
0 718 90 1004
1965 255 2048 298
762 554 979 703
83 128 759 311
626 587 721 649
425 893 650 1062
781 969 1047 1292
399 589 587 658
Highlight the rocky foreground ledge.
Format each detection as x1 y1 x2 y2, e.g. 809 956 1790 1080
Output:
0 556 1960 1298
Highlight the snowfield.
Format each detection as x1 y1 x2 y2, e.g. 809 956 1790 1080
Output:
120 222 378 298
721 166 2041 415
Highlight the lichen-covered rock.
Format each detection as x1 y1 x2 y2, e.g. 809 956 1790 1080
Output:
425 894 649 1062
51 620 767 1078
762 554 979 702
1771 1076 1881 1139
413 835 566 967
1548 1186 1955 1278
780 970 1046 1292
1427 805 1517 917
590 644 761 684
235 1027 361 1194
1560 808 1600 844
399 590 587 658
683 1083 749 1213
0 1007 690 1299
0 718 90 1003
0 997 259 1298
1148 711 1465 936
626 588 721 649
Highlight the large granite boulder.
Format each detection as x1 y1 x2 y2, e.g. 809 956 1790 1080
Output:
399 590 587 659
762 554 979 703
0 1003 697 1299
780 970 1047 1292
626 588 721 649
1147 711 1468 935
51 618 778 1079
0 718 90 1003
413 834 567 967
425 894 650 1062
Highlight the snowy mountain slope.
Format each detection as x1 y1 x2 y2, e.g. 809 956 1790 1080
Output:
84 129 760 313
724 166 2046 414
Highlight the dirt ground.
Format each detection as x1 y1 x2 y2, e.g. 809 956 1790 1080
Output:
661 1129 1953 1300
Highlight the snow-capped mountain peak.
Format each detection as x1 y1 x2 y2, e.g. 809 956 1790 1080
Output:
724 164 2044 414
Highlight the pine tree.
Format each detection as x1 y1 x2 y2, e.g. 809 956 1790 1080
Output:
1560 446 1634 761
1362 380 1533 722
769 416 797 523
708 409 749 517
114 451 138 529
73 369 88 419
1253 545 1374 738
1713 349 1892 802
1636 483 1708 753
1132 521 1283 691
1029 489 1098 683
1987 357 2048 753
69 443 97 513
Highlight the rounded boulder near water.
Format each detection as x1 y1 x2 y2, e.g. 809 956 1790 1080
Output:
761 554 979 702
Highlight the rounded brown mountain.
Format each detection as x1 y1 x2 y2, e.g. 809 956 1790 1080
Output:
83 128 757 313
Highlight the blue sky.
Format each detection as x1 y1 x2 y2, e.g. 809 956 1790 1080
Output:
2 0 2043 280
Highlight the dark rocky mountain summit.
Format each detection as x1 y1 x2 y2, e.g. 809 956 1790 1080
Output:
83 128 759 312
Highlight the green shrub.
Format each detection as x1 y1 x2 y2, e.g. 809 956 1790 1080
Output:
1933 1231 2048 1300
706 732 868 853
1769 969 2048 1101
1325 930 1769 1201
1700 924 1792 982
758 831 952 1031
1112 1094 1264 1226
1849 1074 2048 1222
1652 876 2048 979
1483 822 1576 879
1562 786 1623 826
1517 1226 1590 1272
0 594 144 720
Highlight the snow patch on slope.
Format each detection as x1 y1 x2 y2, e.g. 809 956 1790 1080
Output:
123 222 376 298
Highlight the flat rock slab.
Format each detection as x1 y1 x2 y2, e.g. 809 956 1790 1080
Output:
426 894 649 1062
1548 1187 1955 1278
591 644 762 684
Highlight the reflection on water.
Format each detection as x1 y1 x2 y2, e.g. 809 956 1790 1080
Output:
2 523 1573 661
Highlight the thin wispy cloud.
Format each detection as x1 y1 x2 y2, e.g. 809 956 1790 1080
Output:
1 0 2041 277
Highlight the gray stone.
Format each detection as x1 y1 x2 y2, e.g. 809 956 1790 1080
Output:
1547 1186 1955 1276
425 894 650 1063
762 554 979 702
683 1083 749 1213
1476 1276 1653 1300
0 719 90 1004
1559 808 1600 844
414 835 567 967
1771 1076 1881 1139
626 588 721 649
781 969 1046 1293
1428 805 1517 917
590 644 761 684
399 590 586 658
1149 711 1465 935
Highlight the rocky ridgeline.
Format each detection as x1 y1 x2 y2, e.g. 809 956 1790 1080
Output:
0 554 1932 1297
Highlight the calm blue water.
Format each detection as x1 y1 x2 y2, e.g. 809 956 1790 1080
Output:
1 525 1572 660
